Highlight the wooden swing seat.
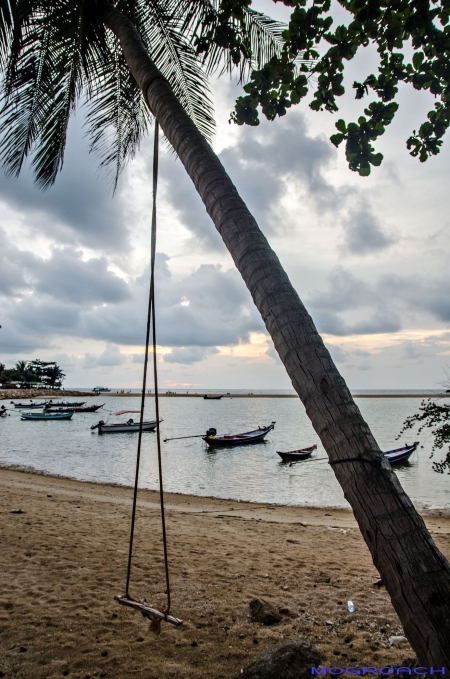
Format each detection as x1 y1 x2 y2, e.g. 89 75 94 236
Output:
114 595 183 626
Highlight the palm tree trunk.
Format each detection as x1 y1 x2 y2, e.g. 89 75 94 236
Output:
102 3 450 664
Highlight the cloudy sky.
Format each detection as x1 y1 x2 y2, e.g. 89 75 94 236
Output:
1 0 450 390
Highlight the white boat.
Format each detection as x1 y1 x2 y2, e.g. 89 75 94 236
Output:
92 386 111 393
90 409 161 434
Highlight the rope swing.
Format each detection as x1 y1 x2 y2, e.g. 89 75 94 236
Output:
115 121 182 630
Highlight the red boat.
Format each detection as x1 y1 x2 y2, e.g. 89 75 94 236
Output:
203 422 275 447
46 404 104 413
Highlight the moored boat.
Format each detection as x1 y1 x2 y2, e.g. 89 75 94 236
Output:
203 394 223 400
13 401 48 409
277 444 317 462
21 412 74 421
91 419 160 433
46 404 104 413
203 422 275 447
91 409 161 433
47 401 86 407
383 442 419 465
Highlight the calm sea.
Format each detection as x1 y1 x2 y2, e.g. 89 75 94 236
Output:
1 392 450 510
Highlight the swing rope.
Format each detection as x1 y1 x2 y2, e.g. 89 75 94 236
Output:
116 121 181 627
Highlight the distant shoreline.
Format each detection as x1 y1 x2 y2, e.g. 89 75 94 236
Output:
2 388 448 400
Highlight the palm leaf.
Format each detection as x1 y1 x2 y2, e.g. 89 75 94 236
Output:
136 0 215 141
0 7 57 178
85 32 151 190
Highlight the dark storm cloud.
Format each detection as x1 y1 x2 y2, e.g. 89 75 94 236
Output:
0 227 37 295
163 346 219 364
0 118 130 253
379 275 450 322
342 202 397 255
0 242 130 305
308 268 375 312
82 346 126 368
82 260 265 347
155 109 339 250
0 250 265 356
33 247 130 304
308 266 450 336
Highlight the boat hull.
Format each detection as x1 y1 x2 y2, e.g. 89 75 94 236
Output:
203 423 275 447
97 420 158 434
21 412 74 421
383 442 419 465
277 446 316 462
14 402 47 409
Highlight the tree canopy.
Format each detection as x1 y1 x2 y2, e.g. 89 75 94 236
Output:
231 0 450 176
0 0 292 189
0 359 66 387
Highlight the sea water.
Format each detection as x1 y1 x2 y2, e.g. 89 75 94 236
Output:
1 393 450 510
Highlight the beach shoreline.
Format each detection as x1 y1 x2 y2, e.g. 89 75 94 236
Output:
2 467 450 678
2 388 448 400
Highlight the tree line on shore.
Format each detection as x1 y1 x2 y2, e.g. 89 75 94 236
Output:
0 359 66 389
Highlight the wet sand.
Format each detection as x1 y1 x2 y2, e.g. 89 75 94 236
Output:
1 468 449 678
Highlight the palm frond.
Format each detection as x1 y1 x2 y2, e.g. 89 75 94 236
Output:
0 8 57 178
85 33 151 190
137 0 215 141
192 4 304 82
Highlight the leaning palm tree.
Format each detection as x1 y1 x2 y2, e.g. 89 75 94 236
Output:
0 0 449 663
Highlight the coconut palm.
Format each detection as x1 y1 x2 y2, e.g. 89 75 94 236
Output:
0 0 449 663
14 359 32 384
44 363 66 388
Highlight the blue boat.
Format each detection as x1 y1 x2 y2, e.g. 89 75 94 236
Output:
383 442 419 465
21 412 74 421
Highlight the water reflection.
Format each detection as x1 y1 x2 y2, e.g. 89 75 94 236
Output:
1 396 449 509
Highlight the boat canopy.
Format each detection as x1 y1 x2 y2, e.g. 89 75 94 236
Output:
114 409 141 416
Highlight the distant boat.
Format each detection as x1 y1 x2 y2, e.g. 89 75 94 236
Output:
21 412 74 421
277 444 318 462
203 394 223 400
13 401 47 409
203 422 275 447
47 401 86 407
383 442 419 465
46 404 104 413
92 386 111 393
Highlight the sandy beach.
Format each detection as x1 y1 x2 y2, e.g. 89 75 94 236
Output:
1 468 450 678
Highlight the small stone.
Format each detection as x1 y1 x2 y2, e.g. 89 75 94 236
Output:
249 599 282 626
102 651 108 657
19 646 27 652
325 620 334 626
47 494 52 498
10 509 24 514
241 637 321 679
278 607 290 615
191 641 198 647
389 635 409 647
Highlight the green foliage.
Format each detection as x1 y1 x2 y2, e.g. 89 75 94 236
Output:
0 0 295 189
0 358 66 387
232 0 450 176
398 399 450 474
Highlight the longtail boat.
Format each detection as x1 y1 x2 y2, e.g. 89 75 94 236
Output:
203 422 275 447
383 442 419 465
13 401 47 409
91 409 161 433
47 401 86 407
21 412 74 421
46 404 104 413
277 444 318 462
